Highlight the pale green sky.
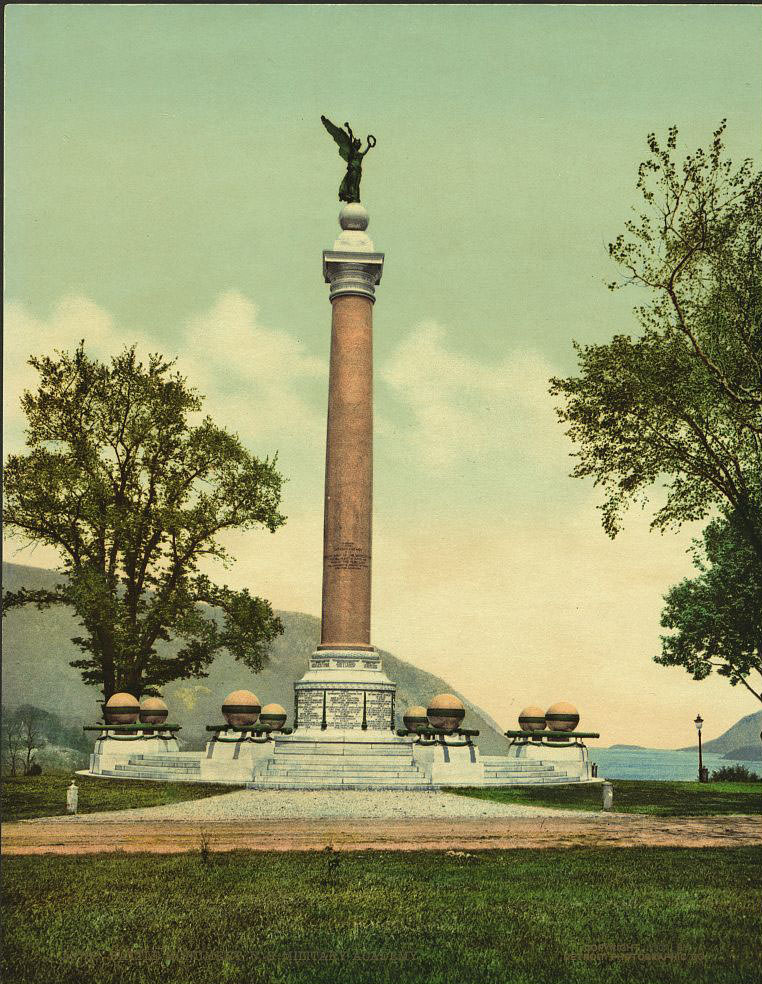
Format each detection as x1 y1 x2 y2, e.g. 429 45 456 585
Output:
5 5 762 744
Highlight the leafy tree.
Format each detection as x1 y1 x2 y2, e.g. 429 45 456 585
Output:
550 123 762 561
3 344 286 704
659 513 762 703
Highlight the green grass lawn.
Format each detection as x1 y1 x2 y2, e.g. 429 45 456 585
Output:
2 848 760 984
1 771 239 822
446 780 762 816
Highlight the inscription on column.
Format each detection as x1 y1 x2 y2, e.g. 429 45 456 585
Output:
298 691 324 729
327 691 363 728
298 689 394 730
326 540 369 571
366 692 392 730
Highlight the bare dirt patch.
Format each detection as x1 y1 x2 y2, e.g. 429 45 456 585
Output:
3 813 760 855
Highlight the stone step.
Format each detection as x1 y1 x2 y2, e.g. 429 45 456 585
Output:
112 766 202 778
129 755 201 769
266 758 416 771
486 771 569 779
482 759 560 772
273 745 413 757
484 775 580 785
482 759 559 770
260 769 425 780
247 779 431 789
100 769 206 781
127 756 201 765
274 742 413 761
483 771 567 781
484 766 568 776
127 758 201 772
262 758 424 771
130 752 200 759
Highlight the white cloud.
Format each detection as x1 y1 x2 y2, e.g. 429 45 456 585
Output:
3 292 327 458
379 320 567 474
180 291 326 450
3 296 127 443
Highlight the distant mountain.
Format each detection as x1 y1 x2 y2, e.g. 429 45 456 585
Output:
677 710 762 761
1 562 512 755
606 744 645 750
722 744 762 762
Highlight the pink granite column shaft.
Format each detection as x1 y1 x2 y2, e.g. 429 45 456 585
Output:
319 293 374 649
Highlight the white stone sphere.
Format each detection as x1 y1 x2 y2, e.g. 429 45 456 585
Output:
339 202 369 231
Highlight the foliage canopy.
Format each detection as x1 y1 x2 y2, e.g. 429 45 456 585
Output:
659 514 762 703
550 123 762 701
3 344 286 703
550 122 762 560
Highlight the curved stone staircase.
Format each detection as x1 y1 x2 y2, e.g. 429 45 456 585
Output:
93 748 582 787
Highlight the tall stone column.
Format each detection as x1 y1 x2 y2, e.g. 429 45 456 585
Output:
320 232 380 649
293 203 395 734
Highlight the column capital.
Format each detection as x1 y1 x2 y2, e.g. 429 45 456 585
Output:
323 202 384 301
323 250 385 302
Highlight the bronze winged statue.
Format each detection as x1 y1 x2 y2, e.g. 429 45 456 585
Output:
321 116 376 203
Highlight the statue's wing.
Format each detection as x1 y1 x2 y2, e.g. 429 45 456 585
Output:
321 115 352 163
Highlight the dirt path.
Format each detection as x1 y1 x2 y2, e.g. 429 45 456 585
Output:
3 813 760 854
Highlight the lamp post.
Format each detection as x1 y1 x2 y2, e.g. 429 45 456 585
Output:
694 714 707 782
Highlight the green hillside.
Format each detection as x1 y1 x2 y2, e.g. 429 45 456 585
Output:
2 562 511 755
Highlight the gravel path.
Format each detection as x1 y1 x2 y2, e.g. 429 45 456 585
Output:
26 789 581 823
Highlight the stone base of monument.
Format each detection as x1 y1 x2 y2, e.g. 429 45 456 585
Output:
81 737 594 786
79 696 599 787
293 649 397 731
199 727 280 784
86 728 190 781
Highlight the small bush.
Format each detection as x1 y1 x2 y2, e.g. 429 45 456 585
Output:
710 764 761 782
26 762 42 776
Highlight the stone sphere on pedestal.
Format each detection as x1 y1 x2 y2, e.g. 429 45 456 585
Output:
333 202 375 253
427 694 465 732
104 692 140 724
139 697 168 724
518 706 546 732
339 202 369 230
403 705 430 734
259 703 287 732
222 690 261 727
545 701 580 733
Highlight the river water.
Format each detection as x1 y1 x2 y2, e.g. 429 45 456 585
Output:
589 746 761 781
